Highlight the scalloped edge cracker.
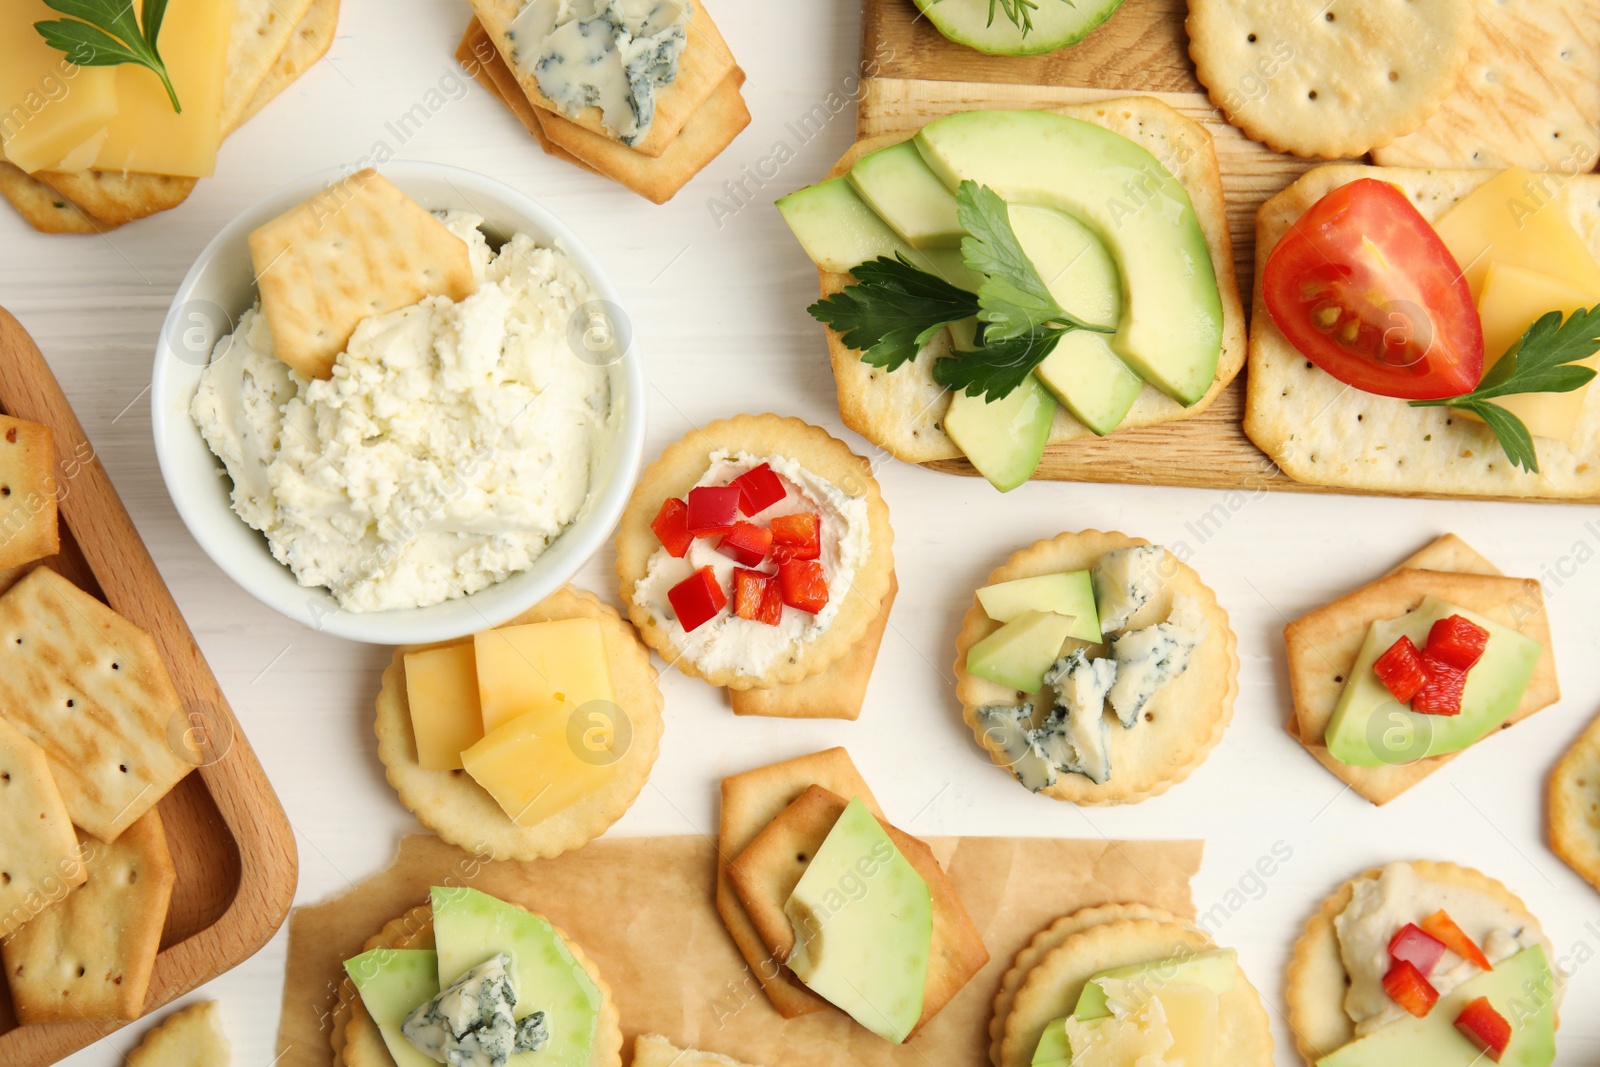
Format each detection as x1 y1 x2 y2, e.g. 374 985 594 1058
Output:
126 1001 232 1067
1549 708 1600 897
634 1034 764 1067
0 414 59 569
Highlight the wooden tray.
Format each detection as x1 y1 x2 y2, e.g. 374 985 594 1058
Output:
853 0 1600 503
0 307 298 1065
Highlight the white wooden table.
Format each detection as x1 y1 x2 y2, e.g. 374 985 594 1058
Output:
3 2 1597 1063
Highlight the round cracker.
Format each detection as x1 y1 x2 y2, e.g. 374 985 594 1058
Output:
988 903 1179 1066
1187 0 1473 158
1284 860 1555 1066
1000 917 1273 1067
376 587 663 862
615 413 895 689
955 531 1239 805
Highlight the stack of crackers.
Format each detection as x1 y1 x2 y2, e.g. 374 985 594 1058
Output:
0 0 340 234
455 1 749 203
0 413 196 1025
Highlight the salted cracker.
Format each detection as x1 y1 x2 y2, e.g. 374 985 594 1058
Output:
0 162 117 234
374 586 664 862
0 715 86 938
1187 0 1473 158
0 414 59 569
36 172 196 228
1550 708 1600 897
247 167 476 379
455 19 596 171
221 0 319 133
955 531 1239 805
634 1034 764 1067
126 1001 232 1067
234 0 341 130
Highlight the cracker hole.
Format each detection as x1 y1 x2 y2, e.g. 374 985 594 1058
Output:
1247 32 1257 42
1388 70 1399 82
796 853 808 863
118 764 128 773
1 486 9 497
1325 10 1335 19
76 966 85 977
111 663 119 671
1 873 9 885
1334 675 1344 684
65 699 74 708
128 870 138 884
1 772 8 782
1308 90 1319 101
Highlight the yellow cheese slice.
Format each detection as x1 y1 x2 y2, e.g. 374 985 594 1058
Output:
0 0 119 174
460 705 617 827
88 0 232 178
1434 167 1600 303
474 618 615 733
403 643 485 771
1062 995 1174 1067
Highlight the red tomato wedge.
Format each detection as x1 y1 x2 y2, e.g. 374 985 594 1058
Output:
1262 179 1483 400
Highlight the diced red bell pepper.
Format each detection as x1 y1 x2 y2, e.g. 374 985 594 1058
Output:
731 463 786 516
1412 654 1466 715
668 566 726 633
778 559 829 615
686 485 741 538
733 568 768 622
1374 636 1429 704
1427 614 1490 672
770 512 822 561
717 521 774 567
1421 910 1494 972
757 575 785 626
1388 923 1447 977
1454 997 1512 1062
650 497 694 558
1382 959 1440 1018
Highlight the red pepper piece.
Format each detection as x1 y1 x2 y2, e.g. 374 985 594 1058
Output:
1388 923 1447 977
668 566 726 632
1426 614 1490 672
778 559 829 614
733 568 768 622
1373 636 1428 704
731 463 786 516
1382 959 1440 1018
1412 654 1466 715
686 485 741 538
757 575 785 626
717 521 774 567
770 512 821 561
650 497 693 558
1454 997 1511 1062
1421 910 1494 972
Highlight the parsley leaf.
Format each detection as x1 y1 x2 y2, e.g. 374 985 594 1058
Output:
933 325 1066 401
35 0 181 114
1410 306 1600 473
806 255 979 371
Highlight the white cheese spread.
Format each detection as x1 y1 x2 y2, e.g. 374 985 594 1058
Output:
631 450 870 678
507 0 692 146
191 213 613 613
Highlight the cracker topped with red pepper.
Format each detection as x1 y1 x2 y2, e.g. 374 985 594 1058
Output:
616 414 895 690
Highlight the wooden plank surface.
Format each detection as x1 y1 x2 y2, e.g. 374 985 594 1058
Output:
0 307 299 1066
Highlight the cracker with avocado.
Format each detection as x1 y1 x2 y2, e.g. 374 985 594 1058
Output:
1548 709 1600 898
126 1001 232 1067
1284 535 1558 806
954 531 1238 805
374 587 663 862
1246 164 1600 500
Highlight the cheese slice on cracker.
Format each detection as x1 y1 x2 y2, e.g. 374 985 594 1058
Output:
0 714 86 937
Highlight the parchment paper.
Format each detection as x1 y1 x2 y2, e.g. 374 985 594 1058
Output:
276 834 1202 1066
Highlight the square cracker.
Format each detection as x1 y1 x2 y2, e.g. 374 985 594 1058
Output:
0 162 117 234
455 19 597 173
1 809 177 1023
730 577 896 720
35 172 196 228
221 0 320 133
1245 163 1600 500
0 567 192 842
1550 706 1600 897
235 0 341 130
468 0 736 157
0 415 59 569
634 1034 762 1067
127 1000 232 1066
726 784 989 1036
1285 537 1558 805
0 715 87 938
248 167 476 379
717 748 884 1018
1373 0 1600 171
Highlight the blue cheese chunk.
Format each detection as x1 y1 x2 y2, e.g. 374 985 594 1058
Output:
1039 650 1116 784
402 954 550 1067
1106 593 1206 728
975 703 1058 793
1091 545 1170 634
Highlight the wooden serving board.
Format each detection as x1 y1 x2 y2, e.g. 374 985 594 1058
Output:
0 308 298 1065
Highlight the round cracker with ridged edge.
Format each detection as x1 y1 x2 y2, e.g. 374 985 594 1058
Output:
989 903 1179 1066
1285 860 1556 1067
375 586 663 862
955 531 1238 805
615 413 894 690
1000 917 1273 1067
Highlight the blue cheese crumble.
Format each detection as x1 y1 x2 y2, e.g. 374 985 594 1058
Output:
402 954 550 1067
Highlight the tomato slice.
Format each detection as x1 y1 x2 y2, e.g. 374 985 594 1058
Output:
1262 178 1483 400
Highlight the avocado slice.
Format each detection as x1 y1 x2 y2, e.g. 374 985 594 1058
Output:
848 139 964 249
1325 598 1544 767
775 177 980 290
1008 204 1143 435
977 570 1101 643
944 376 1057 492
1031 1016 1071 1066
430 886 603 1067
784 797 932 1044
343 948 441 1067
1073 947 1238 1020
1318 946 1555 1067
914 110 1223 405
913 0 1125 55
967 609 1078 692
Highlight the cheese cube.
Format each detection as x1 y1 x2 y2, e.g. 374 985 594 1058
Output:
460 706 617 827
474 618 614 733
1434 167 1600 302
0 1 118 174
403 643 484 771
1471 261 1597 442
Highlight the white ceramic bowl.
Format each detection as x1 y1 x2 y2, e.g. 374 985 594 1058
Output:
151 162 646 645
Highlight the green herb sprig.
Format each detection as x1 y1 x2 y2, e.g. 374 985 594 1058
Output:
1410 306 1600 473
35 0 181 114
